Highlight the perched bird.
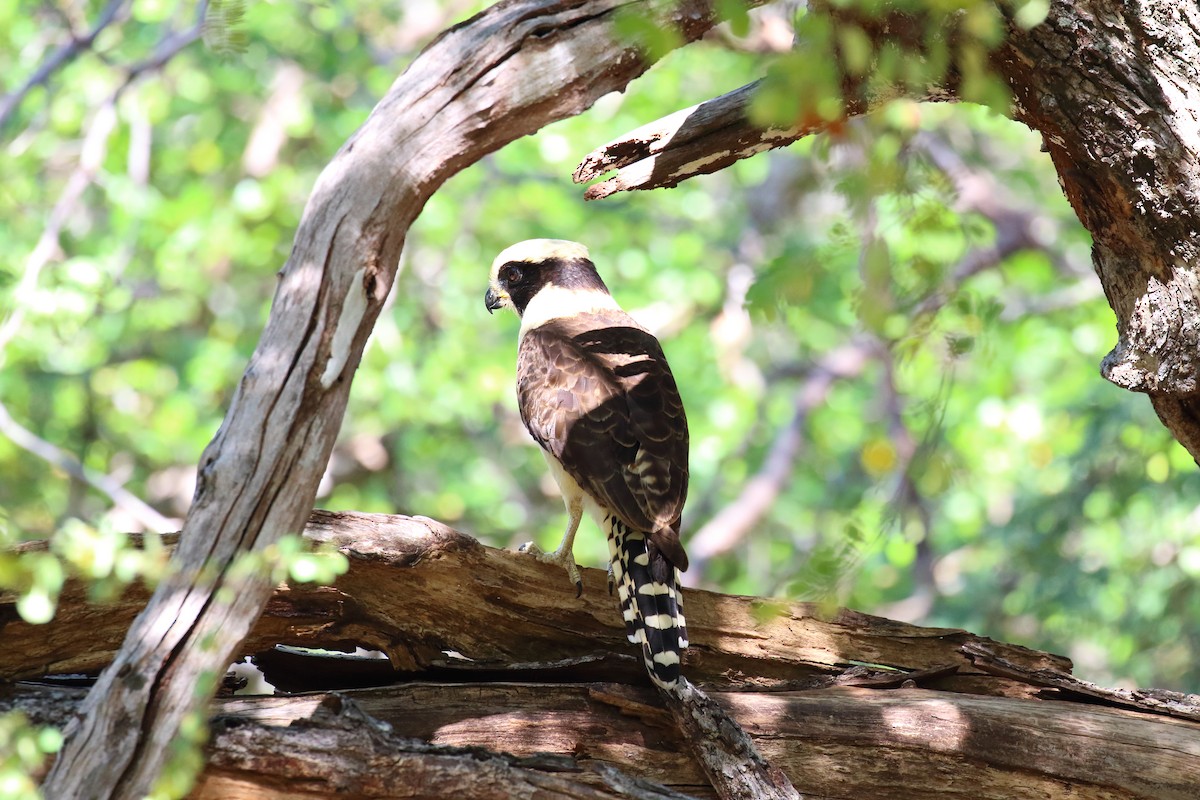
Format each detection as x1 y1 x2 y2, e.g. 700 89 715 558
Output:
485 239 690 690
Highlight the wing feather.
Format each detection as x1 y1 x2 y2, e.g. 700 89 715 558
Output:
517 312 689 571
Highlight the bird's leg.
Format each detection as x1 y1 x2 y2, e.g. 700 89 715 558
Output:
519 495 584 597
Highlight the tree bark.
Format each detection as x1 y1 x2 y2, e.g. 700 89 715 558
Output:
575 1 1200 461
7 681 1199 799
6 513 1200 799
203 684 1200 800
1000 1 1200 458
36 3 759 797
0 511 1070 695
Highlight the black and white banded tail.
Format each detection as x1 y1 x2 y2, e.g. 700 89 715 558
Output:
606 515 688 689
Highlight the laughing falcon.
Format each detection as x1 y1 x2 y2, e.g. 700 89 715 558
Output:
485 239 689 690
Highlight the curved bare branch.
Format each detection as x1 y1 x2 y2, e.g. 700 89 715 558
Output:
40 2 771 797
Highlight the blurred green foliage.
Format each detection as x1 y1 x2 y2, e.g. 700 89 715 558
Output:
1 0 1197 754
747 0 1048 127
0 712 62 800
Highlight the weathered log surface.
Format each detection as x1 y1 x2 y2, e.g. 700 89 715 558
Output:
205 684 1200 800
1 511 1067 698
7 510 1200 797
6 677 1200 799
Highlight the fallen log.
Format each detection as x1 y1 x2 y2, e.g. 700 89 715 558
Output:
4 511 1200 798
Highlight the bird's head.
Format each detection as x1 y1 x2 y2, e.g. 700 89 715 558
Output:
485 238 611 319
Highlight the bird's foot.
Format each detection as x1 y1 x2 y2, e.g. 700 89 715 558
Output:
518 541 584 598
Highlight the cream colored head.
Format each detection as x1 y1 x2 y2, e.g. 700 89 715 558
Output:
489 239 591 286
485 239 607 318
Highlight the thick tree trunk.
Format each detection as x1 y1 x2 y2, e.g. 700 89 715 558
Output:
6 512 1200 799
999 2 1200 457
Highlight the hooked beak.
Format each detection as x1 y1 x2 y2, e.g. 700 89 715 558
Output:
484 287 505 314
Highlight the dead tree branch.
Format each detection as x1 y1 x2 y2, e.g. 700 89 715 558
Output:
4 514 1200 800
666 678 800 800
15 678 1200 799
1 511 1070 695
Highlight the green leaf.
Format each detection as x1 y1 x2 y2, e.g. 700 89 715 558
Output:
17 588 56 625
1013 0 1050 29
613 7 683 61
837 24 873 77
716 0 751 38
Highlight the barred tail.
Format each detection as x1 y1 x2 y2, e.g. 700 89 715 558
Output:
606 514 688 689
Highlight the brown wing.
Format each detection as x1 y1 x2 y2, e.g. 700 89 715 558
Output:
517 311 689 571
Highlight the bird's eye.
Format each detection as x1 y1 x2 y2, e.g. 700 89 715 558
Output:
501 264 523 284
